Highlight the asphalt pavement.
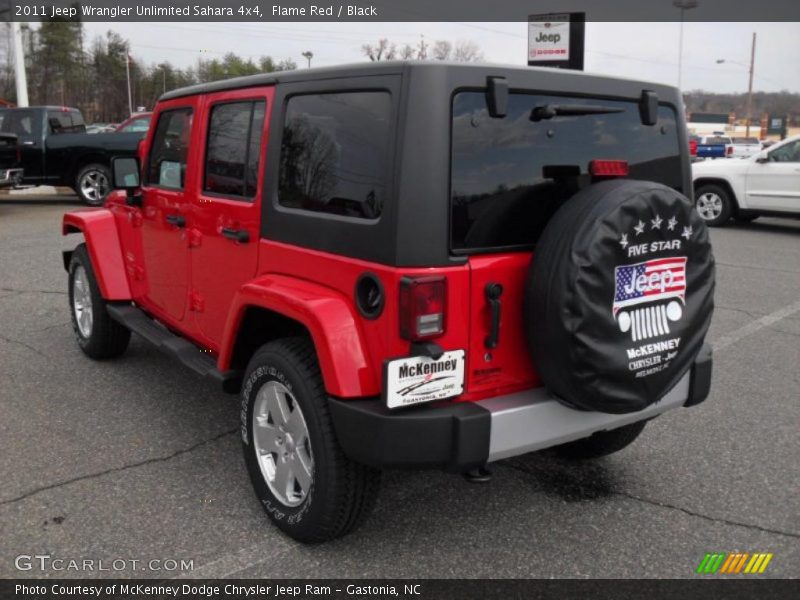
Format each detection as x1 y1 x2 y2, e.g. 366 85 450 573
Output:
0 194 798 579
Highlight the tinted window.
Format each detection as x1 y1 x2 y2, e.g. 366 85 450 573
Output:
733 137 759 144
451 92 682 251
278 92 390 220
47 110 85 134
704 136 730 145
147 108 192 189
0 109 40 138
204 100 265 199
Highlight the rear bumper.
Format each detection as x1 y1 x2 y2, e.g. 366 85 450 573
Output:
329 344 713 472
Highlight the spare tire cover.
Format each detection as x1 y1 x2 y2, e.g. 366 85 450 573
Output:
525 179 715 414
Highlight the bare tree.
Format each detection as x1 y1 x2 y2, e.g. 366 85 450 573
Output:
432 40 452 61
398 44 416 60
453 40 484 63
361 38 396 62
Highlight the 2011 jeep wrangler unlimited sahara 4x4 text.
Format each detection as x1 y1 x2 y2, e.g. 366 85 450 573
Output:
62 62 714 542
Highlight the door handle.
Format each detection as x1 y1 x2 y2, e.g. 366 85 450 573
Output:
484 282 503 349
221 227 250 243
165 214 186 228
22 141 35 146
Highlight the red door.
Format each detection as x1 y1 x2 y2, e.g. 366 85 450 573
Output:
189 87 274 349
137 99 200 325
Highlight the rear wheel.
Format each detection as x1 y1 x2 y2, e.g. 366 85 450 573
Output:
553 421 647 460
68 244 131 359
75 163 111 206
241 338 380 542
694 184 732 227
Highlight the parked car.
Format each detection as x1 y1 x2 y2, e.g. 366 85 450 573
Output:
693 134 800 225
61 62 715 542
728 136 763 159
86 123 111 134
0 132 23 188
115 112 152 133
0 106 141 205
694 134 732 159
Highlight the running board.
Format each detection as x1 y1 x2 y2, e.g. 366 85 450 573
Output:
107 304 241 392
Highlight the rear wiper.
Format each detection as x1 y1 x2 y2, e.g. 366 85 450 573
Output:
530 104 624 122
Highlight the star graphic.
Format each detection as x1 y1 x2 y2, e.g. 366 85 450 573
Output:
651 215 663 230
619 233 629 249
681 225 693 240
667 216 678 231
634 220 646 236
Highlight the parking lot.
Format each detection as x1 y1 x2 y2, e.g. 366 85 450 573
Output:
0 192 798 579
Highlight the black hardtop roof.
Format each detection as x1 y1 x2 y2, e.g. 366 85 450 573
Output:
158 61 679 102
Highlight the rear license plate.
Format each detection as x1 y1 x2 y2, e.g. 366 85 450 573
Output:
384 350 465 409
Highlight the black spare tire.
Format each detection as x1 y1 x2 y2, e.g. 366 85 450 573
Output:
525 179 714 414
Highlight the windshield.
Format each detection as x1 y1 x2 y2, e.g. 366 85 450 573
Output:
450 91 682 252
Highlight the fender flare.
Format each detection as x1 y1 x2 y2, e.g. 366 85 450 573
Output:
62 209 132 300
220 275 377 398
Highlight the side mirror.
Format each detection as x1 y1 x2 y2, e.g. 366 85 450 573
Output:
111 156 142 206
112 156 141 189
755 150 769 163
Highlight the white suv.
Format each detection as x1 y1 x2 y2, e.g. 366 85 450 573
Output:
692 135 800 226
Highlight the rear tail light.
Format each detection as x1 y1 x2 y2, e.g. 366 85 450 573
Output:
726 145 733 156
689 140 698 156
589 160 629 177
399 276 446 341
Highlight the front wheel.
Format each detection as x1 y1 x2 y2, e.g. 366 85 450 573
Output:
241 338 380 543
694 184 733 227
75 163 112 206
68 244 131 359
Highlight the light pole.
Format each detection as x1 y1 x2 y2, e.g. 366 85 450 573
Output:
10 22 29 106
673 0 699 90
716 32 757 137
302 51 313 69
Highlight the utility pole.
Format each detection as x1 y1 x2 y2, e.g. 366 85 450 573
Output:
673 0 699 90
125 50 133 115
745 32 756 138
10 21 29 107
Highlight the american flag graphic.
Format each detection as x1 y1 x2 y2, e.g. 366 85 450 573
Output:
613 257 687 315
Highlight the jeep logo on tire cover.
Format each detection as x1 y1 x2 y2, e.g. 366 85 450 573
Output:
613 214 695 378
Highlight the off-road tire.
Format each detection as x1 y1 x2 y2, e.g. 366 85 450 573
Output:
553 421 647 460
241 337 380 543
68 244 131 359
694 184 733 227
75 163 112 206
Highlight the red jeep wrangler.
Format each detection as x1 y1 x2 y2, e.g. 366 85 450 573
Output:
62 62 714 542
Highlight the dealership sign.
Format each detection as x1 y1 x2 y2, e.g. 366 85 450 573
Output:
528 12 585 71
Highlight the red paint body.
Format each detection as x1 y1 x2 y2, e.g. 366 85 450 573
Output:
63 84 540 401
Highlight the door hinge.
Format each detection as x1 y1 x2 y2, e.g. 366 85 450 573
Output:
189 291 205 312
188 228 202 248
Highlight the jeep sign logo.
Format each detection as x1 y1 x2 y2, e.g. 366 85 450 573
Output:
528 13 570 61
534 32 561 44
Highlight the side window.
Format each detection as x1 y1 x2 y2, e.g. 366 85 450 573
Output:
122 116 151 133
278 91 390 220
769 140 800 163
203 100 265 199
47 111 72 134
147 108 193 190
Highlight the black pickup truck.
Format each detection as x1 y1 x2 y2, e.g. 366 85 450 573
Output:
0 106 141 204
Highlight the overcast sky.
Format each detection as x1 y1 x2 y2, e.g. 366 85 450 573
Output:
81 21 799 93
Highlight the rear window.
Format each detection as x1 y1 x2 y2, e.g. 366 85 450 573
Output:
704 136 730 145
450 92 682 252
733 137 759 144
0 109 41 138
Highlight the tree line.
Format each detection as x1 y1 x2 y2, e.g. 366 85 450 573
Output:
0 21 297 122
1 21 796 124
